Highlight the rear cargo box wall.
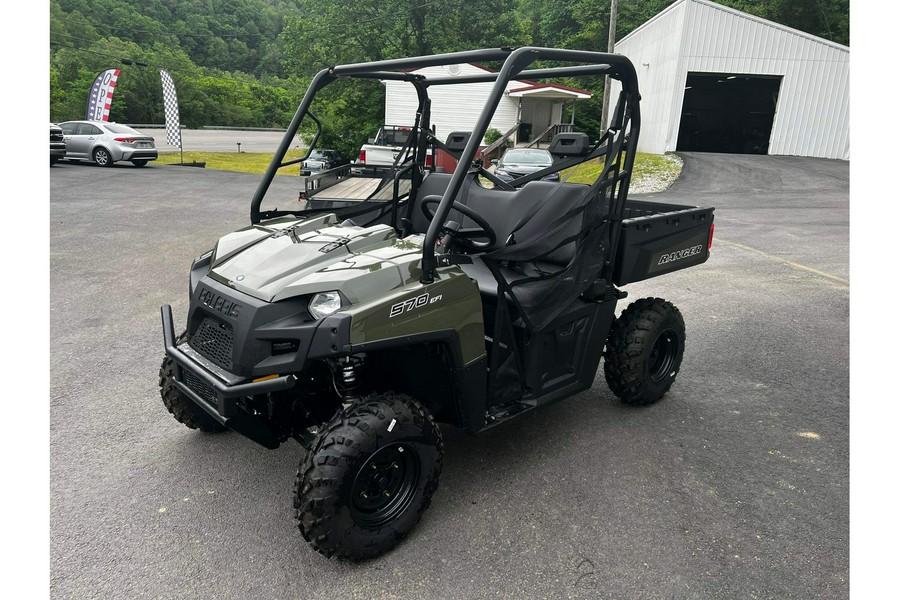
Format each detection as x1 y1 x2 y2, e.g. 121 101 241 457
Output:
613 201 714 285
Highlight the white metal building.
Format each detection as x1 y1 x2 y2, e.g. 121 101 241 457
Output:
383 63 591 147
609 0 849 159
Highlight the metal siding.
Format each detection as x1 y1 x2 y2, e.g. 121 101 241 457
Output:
674 0 848 159
612 0 688 154
808 44 830 153
385 63 522 144
573 0 847 159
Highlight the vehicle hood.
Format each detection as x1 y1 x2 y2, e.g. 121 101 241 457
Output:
498 163 548 171
209 213 424 303
496 163 552 177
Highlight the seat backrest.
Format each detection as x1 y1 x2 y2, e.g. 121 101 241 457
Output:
409 172 593 267
445 131 471 152
548 132 591 159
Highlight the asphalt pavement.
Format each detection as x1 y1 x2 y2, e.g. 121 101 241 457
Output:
49 152 849 599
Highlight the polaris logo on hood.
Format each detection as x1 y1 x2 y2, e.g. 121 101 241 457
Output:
658 245 703 266
198 287 241 319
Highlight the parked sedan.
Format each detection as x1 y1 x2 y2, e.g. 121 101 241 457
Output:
58 121 158 167
50 123 67 166
493 148 559 184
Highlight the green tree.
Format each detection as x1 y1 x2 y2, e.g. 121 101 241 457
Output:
49 0 849 135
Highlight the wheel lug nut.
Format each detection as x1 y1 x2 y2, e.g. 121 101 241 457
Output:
391 462 399 469
370 463 377 470
361 492 368 498
383 491 390 497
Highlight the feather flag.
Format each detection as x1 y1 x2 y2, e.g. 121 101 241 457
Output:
86 68 120 121
159 69 183 149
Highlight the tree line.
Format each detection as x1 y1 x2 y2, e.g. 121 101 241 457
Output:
50 0 849 155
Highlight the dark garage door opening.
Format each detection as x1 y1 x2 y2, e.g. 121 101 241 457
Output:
677 73 782 154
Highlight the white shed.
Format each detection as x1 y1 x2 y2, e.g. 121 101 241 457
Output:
383 63 591 149
609 0 849 159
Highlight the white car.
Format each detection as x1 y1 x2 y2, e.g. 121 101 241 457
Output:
59 121 158 167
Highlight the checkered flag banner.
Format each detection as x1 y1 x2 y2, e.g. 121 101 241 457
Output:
160 69 183 149
85 68 120 121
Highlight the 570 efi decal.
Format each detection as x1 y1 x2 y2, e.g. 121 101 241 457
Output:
389 292 442 318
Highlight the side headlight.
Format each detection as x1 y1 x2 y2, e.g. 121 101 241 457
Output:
309 291 343 320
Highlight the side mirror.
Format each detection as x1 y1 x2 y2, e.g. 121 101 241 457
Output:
490 159 498 166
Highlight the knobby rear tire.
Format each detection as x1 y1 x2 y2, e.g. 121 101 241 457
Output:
604 297 686 406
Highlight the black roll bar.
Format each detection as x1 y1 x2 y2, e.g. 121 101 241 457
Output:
247 46 640 285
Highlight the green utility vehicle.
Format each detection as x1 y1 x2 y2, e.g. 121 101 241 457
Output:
159 47 715 560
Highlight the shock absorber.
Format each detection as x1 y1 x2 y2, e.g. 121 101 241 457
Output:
336 356 364 406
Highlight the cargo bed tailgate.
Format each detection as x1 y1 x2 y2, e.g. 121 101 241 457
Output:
612 200 715 286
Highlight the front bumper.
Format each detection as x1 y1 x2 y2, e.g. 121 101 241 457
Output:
161 304 298 448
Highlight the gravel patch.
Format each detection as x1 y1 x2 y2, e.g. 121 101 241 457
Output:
629 152 683 194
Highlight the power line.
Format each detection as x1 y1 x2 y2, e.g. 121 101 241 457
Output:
50 40 297 90
49 39 190 73
61 15 273 39
51 31 133 47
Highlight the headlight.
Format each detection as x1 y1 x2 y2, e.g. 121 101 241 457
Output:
309 291 343 319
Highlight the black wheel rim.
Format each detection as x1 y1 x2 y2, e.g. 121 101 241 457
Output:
648 328 678 384
350 443 419 529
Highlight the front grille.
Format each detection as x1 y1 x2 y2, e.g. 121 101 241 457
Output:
50 130 64 142
182 370 217 407
189 317 234 370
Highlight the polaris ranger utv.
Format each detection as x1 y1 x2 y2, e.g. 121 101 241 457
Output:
159 47 715 560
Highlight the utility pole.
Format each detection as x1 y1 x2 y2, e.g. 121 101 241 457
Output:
600 0 619 131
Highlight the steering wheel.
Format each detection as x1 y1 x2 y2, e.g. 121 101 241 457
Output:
421 196 497 252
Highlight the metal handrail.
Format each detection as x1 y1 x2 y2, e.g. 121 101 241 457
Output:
524 123 574 148
481 124 519 156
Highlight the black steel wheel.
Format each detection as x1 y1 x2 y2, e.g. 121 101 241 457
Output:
350 443 420 529
93 147 113 167
158 331 227 433
603 297 686 406
294 392 442 560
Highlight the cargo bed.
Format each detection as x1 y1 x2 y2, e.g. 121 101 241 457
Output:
612 199 715 286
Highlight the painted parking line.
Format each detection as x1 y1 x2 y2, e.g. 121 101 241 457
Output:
717 238 849 288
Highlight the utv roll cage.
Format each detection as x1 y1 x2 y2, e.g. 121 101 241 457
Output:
248 47 640 286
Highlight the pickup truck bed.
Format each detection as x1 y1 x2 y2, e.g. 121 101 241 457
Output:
318 177 383 200
303 166 413 210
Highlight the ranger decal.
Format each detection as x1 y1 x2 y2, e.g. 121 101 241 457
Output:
658 244 703 266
